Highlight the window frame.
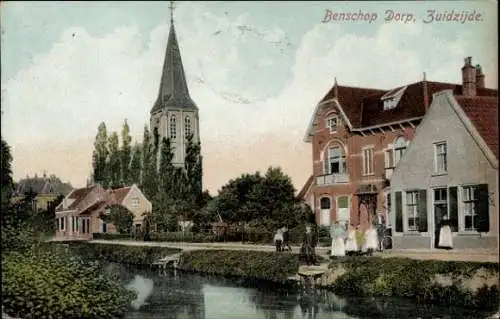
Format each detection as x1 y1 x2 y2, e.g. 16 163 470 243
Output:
461 185 478 232
169 115 177 139
325 115 338 133
434 141 448 174
362 147 374 176
393 137 407 167
131 197 140 209
184 115 192 137
325 146 347 175
405 191 419 231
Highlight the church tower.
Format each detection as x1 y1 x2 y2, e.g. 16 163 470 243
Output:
150 2 200 168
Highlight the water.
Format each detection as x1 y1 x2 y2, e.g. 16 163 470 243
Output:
105 264 495 319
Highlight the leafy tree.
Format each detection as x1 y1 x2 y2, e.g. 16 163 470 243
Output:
92 122 109 187
140 125 157 199
184 133 202 203
1 137 13 208
129 143 142 186
121 119 132 185
108 132 121 188
99 205 134 234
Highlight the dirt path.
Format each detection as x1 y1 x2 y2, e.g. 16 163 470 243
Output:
87 239 498 263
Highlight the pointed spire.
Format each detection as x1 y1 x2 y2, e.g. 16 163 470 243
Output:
151 1 197 114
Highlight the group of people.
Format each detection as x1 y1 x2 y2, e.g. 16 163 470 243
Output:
330 212 387 257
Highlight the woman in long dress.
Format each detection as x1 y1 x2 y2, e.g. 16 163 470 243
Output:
363 225 379 254
330 222 346 258
345 224 358 254
438 221 453 249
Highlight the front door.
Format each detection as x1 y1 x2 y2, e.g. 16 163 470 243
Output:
358 194 377 228
319 197 331 226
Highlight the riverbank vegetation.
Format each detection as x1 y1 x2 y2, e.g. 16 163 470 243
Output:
322 257 499 311
1 138 137 319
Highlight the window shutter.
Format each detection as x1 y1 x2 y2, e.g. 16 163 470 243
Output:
395 192 403 232
449 187 458 232
417 190 428 232
474 184 490 232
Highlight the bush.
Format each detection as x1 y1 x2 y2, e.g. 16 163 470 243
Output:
150 231 217 243
92 233 133 240
178 250 300 282
2 249 136 319
326 256 499 310
59 242 181 266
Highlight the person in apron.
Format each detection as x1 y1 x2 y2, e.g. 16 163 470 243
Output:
345 223 359 254
330 222 347 258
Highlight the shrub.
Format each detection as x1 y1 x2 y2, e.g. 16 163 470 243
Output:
326 256 499 310
178 250 300 282
92 233 133 240
150 231 217 243
2 249 136 319
60 242 181 266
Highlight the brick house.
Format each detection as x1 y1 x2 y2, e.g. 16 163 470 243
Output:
54 183 151 239
302 57 496 230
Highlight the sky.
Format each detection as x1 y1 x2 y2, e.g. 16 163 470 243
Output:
1 1 498 195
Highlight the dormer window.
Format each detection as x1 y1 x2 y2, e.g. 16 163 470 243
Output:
383 98 396 110
381 86 407 111
326 116 338 132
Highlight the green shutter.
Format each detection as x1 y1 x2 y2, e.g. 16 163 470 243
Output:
474 184 490 232
417 190 428 232
449 187 458 232
395 192 403 232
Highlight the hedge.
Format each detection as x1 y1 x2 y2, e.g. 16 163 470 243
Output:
325 256 499 310
177 250 300 282
56 242 181 266
92 233 133 240
2 249 136 319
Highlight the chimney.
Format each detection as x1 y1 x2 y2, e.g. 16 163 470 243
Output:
461 56 476 96
423 72 429 110
333 77 339 98
475 64 485 89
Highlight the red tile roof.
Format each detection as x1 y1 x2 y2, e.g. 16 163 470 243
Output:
320 81 497 129
454 96 498 158
297 175 314 200
108 187 132 204
67 186 96 210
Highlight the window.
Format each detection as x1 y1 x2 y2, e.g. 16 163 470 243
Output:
56 218 60 230
71 216 75 232
326 147 347 174
406 191 419 231
132 197 140 208
184 116 192 137
326 116 338 132
383 98 396 110
462 186 478 231
319 197 331 226
169 115 177 139
384 149 394 169
393 137 407 166
337 196 349 221
434 142 447 173
101 219 108 233
320 197 331 209
434 188 448 220
362 147 374 175
60 217 66 231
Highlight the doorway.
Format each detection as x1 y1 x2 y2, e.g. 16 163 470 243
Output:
319 197 331 226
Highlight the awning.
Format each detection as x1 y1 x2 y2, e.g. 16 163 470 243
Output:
355 184 378 195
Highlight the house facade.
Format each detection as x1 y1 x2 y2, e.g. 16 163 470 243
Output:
303 57 496 230
55 183 151 239
12 173 73 212
390 88 498 251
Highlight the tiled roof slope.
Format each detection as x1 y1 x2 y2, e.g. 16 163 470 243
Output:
455 96 498 158
319 81 497 129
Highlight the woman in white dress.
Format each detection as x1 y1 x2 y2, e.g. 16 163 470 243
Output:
438 221 453 249
345 224 358 254
363 225 379 254
330 222 346 258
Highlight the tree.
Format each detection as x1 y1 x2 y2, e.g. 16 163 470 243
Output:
184 133 202 204
99 205 134 234
121 119 132 185
1 137 13 208
92 122 109 187
108 132 121 188
129 143 142 185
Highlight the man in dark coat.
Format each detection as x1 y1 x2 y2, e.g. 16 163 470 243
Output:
300 225 317 265
281 226 291 251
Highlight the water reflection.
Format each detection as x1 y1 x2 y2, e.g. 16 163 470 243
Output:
103 265 494 319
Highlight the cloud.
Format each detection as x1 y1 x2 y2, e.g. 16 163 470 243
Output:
2 2 497 193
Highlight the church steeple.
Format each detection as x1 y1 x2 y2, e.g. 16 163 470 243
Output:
151 1 197 114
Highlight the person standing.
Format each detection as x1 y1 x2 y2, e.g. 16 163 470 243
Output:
300 225 317 265
374 212 386 251
273 229 283 252
330 221 346 258
345 223 358 254
281 226 291 251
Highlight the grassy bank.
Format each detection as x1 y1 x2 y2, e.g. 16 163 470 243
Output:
321 257 499 311
177 250 300 282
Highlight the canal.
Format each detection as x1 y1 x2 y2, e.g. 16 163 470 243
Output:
103 263 495 319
